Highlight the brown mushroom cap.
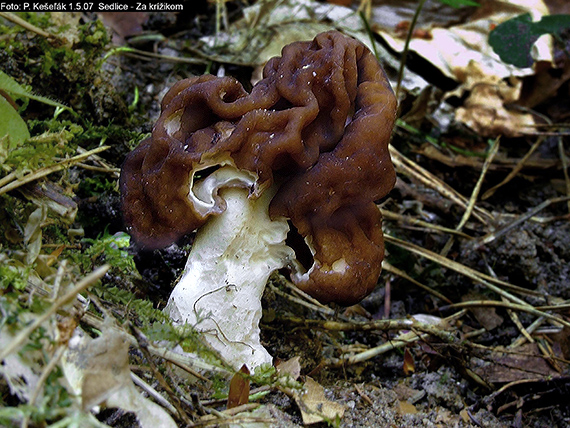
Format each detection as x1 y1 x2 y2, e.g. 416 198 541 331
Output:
120 30 397 305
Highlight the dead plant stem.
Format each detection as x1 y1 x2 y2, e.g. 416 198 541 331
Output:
482 136 545 200
441 137 500 257
0 12 58 40
385 234 542 299
478 196 570 246
0 146 110 196
440 301 570 329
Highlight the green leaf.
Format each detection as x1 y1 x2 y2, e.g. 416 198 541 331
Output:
0 70 70 111
0 96 30 147
437 0 479 8
489 13 570 68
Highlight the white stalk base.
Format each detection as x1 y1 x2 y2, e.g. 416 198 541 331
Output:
165 186 292 372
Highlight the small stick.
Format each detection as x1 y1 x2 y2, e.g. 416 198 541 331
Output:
440 300 570 329
441 137 500 257
383 261 452 304
477 196 570 246
0 12 59 40
0 146 110 196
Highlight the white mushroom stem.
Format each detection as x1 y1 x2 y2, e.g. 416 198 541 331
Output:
165 167 293 372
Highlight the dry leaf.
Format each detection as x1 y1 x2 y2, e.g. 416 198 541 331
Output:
376 0 552 81
295 377 346 425
98 12 148 42
473 343 561 383
453 62 535 137
372 0 553 136
23 206 46 265
275 356 301 380
403 347 416 375
62 320 177 428
227 364 251 409
200 0 368 69
397 400 419 415
393 384 423 402
0 327 42 402
460 408 471 422
462 292 504 331
19 181 78 221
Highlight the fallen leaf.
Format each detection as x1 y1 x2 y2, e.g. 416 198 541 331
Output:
455 85 535 137
23 206 46 265
472 343 562 383
393 383 423 402
275 356 301 380
98 12 148 42
397 400 418 415
376 0 551 80
0 327 42 402
372 0 554 136
489 13 570 68
462 292 504 331
227 364 251 409
452 61 535 137
295 377 346 425
403 347 416 375
62 319 177 428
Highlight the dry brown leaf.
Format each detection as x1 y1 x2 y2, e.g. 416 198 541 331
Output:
98 12 148 42
227 364 251 409
397 400 419 415
275 356 301 381
295 377 346 425
454 63 535 137
403 347 416 375
473 343 562 383
462 292 504 331
392 384 423 402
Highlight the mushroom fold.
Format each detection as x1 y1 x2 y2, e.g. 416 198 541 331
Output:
121 30 397 306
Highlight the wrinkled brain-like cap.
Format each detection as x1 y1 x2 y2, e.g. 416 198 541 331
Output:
120 30 397 305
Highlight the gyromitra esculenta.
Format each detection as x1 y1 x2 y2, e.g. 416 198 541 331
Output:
120 31 397 370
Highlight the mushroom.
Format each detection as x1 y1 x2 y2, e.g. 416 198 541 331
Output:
120 31 397 371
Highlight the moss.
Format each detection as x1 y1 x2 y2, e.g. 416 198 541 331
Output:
2 130 75 173
78 175 117 197
0 264 30 291
27 118 83 136
0 13 130 125
81 232 136 273
18 12 53 29
77 19 110 53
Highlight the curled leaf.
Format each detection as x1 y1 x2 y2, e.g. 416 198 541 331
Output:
24 206 47 265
